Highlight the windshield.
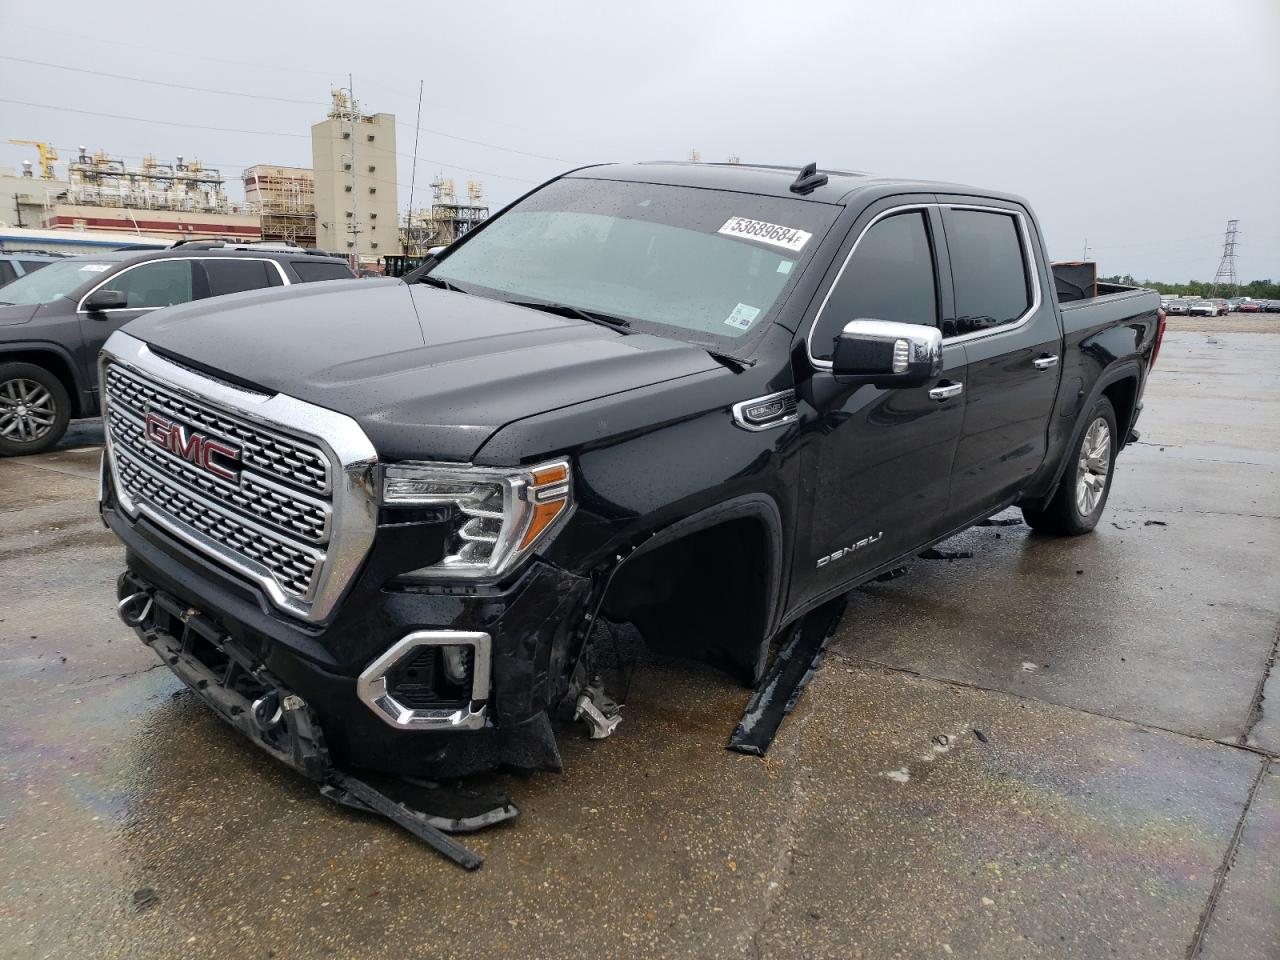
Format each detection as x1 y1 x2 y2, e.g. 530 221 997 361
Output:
0 258 114 306
427 177 839 354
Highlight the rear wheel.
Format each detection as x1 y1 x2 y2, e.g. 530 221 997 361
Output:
1022 396 1117 535
0 362 71 457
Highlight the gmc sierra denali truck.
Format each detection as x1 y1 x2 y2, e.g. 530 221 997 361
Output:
101 161 1164 788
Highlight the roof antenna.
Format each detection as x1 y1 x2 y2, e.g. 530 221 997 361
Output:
790 162 828 195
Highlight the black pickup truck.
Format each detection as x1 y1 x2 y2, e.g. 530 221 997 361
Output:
100 162 1164 790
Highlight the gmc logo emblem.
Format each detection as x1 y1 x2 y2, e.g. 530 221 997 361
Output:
145 412 241 482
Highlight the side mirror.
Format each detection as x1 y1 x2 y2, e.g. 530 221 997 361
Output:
831 319 942 386
82 289 127 313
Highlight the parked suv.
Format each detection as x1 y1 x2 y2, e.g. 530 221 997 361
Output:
0 245 355 455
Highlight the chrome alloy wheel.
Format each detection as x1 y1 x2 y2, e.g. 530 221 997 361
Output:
0 378 57 443
1075 416 1112 516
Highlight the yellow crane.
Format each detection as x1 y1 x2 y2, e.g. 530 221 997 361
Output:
7 140 59 179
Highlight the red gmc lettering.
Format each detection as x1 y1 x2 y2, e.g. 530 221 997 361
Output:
143 412 240 481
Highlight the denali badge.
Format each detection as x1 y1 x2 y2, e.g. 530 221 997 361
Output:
816 532 882 568
144 412 241 481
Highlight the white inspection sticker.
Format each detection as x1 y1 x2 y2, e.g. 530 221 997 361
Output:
79 264 109 272
718 217 812 252
724 302 761 331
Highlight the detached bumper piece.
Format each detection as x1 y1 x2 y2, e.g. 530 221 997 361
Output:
116 573 515 870
728 597 848 757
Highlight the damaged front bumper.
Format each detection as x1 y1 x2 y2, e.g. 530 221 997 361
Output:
103 486 596 781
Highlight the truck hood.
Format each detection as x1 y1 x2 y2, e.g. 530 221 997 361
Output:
122 278 722 462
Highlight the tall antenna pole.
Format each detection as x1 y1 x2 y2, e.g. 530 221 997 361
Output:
1209 219 1240 298
406 79 423 255
1082 238 1090 261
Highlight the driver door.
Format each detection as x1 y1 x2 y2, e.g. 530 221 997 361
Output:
791 200 967 611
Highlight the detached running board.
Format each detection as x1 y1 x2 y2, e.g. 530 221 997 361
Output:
728 597 848 757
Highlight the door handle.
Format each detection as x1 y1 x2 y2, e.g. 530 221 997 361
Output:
928 382 963 402
1033 355 1059 370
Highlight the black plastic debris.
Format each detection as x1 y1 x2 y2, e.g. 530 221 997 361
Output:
728 597 847 757
323 772 502 871
873 566 910 582
918 547 974 560
1144 519 1168 527
973 729 989 744
976 516 1022 527
131 888 160 913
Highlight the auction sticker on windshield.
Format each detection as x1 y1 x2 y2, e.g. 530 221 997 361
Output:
718 217 812 253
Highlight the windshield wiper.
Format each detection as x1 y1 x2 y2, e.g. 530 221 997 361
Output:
506 299 631 330
707 350 754 372
416 274 463 293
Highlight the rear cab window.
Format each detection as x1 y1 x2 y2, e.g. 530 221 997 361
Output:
291 261 356 283
941 208 1033 337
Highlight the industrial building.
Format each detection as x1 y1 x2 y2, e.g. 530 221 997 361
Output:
243 164 316 247
0 165 69 229
401 177 489 254
311 91 397 264
41 147 260 242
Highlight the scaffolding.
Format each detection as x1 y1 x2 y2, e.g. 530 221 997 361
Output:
400 174 489 254
66 147 241 213
243 165 317 247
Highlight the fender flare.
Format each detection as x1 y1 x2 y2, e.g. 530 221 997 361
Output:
0 340 89 413
1042 359 1144 500
613 492 787 648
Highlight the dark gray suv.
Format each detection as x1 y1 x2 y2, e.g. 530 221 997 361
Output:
0 244 356 455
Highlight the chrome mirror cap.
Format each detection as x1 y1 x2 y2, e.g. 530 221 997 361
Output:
832 319 943 384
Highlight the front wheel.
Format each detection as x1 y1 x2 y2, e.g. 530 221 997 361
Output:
1022 396 1117 535
0 362 72 457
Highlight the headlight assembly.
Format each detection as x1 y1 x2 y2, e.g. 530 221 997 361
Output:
382 460 572 580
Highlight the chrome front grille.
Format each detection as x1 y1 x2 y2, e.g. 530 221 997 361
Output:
100 334 379 623
105 365 328 494
114 451 322 597
105 407 330 544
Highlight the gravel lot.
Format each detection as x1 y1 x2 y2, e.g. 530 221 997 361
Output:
0 320 1276 959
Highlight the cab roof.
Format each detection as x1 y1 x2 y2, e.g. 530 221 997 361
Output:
569 161 1029 209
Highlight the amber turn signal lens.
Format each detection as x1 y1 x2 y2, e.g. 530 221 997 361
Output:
531 464 568 486
520 498 565 549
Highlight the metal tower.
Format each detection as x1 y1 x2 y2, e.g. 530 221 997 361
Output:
1210 220 1240 297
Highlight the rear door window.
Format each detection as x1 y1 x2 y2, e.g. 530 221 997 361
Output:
811 210 939 362
96 260 195 309
201 259 278 297
291 261 355 282
0 261 16 287
943 209 1032 335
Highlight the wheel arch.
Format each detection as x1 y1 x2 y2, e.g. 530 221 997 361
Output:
1037 360 1142 506
598 493 786 686
0 344 88 416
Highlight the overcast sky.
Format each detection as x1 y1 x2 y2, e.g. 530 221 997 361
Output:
1 0 1277 281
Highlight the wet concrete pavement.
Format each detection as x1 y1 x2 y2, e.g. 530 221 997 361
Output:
1 330 1277 959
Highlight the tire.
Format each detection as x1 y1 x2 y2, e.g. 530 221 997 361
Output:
0 361 72 457
1022 396 1118 536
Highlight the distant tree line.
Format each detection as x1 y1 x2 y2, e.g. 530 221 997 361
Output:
1100 275 1280 299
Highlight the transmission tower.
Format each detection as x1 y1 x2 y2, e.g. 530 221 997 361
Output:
1210 219 1240 297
